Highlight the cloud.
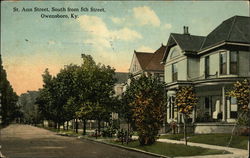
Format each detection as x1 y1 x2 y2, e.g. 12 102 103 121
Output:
48 40 56 45
163 23 172 30
111 17 126 25
78 15 142 49
78 15 110 38
112 28 142 41
136 46 154 52
133 6 160 27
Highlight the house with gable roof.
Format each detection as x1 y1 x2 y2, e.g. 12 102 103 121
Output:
162 15 250 133
129 44 166 81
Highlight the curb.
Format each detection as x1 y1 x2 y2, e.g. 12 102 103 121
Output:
79 137 171 158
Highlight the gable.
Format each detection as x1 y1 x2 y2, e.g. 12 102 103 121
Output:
166 45 183 62
129 53 142 74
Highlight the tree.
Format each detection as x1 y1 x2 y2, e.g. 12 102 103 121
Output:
76 54 117 135
0 54 20 125
18 91 41 125
125 75 166 145
37 54 117 134
228 79 250 157
175 86 198 146
228 80 250 113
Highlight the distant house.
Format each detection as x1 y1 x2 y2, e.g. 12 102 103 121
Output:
111 72 129 120
162 15 250 133
129 44 166 82
114 72 129 98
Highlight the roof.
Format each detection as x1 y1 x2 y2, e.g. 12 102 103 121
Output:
114 72 129 84
135 51 154 70
144 45 166 71
162 15 250 62
201 16 250 50
162 34 205 62
170 33 205 52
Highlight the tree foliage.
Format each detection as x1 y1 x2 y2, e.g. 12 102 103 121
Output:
0 54 20 125
36 54 117 133
18 91 41 124
228 79 250 112
175 86 198 145
124 75 166 145
175 86 198 115
228 79 250 126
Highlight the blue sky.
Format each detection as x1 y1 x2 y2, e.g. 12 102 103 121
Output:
1 1 249 95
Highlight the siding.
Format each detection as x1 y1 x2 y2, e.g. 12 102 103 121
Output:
188 57 199 79
165 64 172 83
239 51 250 77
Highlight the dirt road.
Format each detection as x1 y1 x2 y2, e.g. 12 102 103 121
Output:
0 124 157 158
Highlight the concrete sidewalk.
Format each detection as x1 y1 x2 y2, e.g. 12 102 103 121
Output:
157 138 248 158
132 136 248 158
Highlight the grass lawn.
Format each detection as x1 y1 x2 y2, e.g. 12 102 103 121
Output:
40 125 116 140
108 140 228 157
160 133 248 150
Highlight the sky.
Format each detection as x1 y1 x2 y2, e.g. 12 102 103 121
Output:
1 1 249 95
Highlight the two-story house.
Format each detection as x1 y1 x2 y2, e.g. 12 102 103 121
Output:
129 44 166 81
162 15 250 133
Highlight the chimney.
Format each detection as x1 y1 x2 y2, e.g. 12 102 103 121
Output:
183 26 189 35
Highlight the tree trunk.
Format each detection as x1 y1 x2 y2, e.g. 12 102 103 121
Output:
57 123 59 131
183 115 187 146
66 121 69 130
75 119 78 133
82 119 86 135
97 119 101 134
54 122 57 129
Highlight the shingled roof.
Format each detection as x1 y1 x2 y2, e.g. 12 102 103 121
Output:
135 51 154 70
162 15 250 62
170 33 205 53
144 45 166 71
200 16 250 50
162 34 205 62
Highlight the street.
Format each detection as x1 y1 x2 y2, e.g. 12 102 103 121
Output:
0 124 157 158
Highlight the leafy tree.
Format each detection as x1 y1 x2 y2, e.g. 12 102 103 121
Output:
0 54 20 125
120 76 138 133
37 54 117 134
228 79 250 126
76 54 117 134
18 91 41 125
125 75 166 145
175 86 198 145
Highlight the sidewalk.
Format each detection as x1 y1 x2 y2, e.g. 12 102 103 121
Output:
158 139 248 158
132 136 248 158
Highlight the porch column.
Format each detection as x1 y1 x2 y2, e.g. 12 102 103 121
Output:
222 86 227 122
227 99 231 119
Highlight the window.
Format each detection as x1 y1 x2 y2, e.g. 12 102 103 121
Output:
172 63 178 82
230 51 238 74
205 56 210 78
220 52 227 75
